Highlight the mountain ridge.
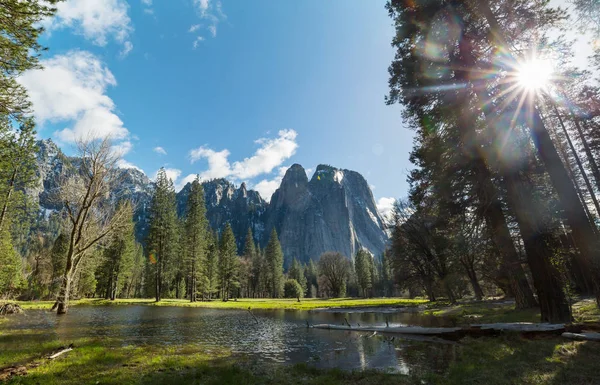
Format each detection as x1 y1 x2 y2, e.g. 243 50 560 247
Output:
30 139 389 264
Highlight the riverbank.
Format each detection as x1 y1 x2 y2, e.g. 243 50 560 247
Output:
423 298 600 325
13 297 428 311
1 326 599 384
2 298 600 384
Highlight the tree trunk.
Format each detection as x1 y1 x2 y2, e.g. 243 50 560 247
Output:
571 113 600 193
463 263 484 301
550 116 597 228
476 0 600 307
503 172 572 323
452 31 537 310
476 160 538 309
553 106 600 220
56 275 71 315
0 168 17 234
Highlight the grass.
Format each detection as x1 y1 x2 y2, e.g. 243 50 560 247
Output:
1 326 600 384
423 298 600 325
0 329 411 385
3 298 600 384
426 336 600 385
14 297 428 311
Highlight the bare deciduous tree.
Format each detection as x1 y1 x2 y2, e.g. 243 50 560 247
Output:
53 138 129 315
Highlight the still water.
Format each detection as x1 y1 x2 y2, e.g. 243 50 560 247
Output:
5 306 457 374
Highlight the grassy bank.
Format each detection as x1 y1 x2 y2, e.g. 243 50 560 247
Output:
14 297 428 311
3 298 600 384
423 298 600 325
1 326 599 384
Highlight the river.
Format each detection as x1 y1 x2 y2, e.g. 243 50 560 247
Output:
5 306 457 374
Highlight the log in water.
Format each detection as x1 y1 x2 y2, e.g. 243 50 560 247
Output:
312 322 567 338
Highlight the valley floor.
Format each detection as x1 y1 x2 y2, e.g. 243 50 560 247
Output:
2 298 600 384
14 297 428 311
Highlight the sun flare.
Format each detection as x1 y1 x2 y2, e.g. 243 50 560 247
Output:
515 58 554 92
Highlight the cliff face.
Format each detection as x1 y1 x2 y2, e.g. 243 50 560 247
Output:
31 140 388 264
265 164 388 266
177 179 268 252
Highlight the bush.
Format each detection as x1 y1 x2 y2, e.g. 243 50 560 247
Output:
284 279 304 299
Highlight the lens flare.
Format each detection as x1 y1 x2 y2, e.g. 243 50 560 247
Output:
516 58 554 92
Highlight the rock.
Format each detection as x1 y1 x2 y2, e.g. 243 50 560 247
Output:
28 141 388 264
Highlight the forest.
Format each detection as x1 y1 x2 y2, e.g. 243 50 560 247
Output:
2 0 600 383
0 0 600 324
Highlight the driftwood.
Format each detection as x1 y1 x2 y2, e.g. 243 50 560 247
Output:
562 332 600 342
0 303 23 315
312 322 568 339
0 344 74 382
48 344 74 360
247 309 259 324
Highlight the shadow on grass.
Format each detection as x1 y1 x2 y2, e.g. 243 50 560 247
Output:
427 336 600 385
4 337 411 385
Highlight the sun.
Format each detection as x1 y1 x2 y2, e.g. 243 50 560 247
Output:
515 58 554 92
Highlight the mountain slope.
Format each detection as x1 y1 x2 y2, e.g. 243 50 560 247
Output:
30 140 388 264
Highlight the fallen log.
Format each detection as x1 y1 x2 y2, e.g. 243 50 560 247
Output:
562 332 600 342
312 324 463 336
312 322 567 339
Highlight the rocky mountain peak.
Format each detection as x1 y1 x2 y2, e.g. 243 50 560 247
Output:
29 141 388 264
271 164 309 208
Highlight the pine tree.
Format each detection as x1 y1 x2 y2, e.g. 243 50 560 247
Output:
305 259 319 298
218 223 239 300
204 230 220 300
184 176 208 302
381 251 393 297
354 250 373 298
0 227 21 296
241 228 256 298
147 167 178 302
265 228 284 298
0 122 38 235
96 202 135 300
288 258 307 296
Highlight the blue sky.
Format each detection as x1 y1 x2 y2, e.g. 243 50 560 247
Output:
20 0 415 215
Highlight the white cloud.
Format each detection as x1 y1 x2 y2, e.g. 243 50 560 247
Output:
208 25 217 38
19 50 129 143
153 146 167 155
194 0 211 16
232 130 298 179
176 174 198 191
188 129 298 181
112 141 133 157
189 147 231 179
252 166 289 202
190 0 225 47
141 0 152 5
376 197 396 221
193 36 205 49
143 8 154 15
47 0 133 53
120 41 133 57
117 159 143 173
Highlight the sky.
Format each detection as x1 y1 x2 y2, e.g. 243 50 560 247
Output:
17 0 594 220
18 0 409 219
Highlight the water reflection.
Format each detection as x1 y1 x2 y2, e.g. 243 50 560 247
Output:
5 306 456 373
